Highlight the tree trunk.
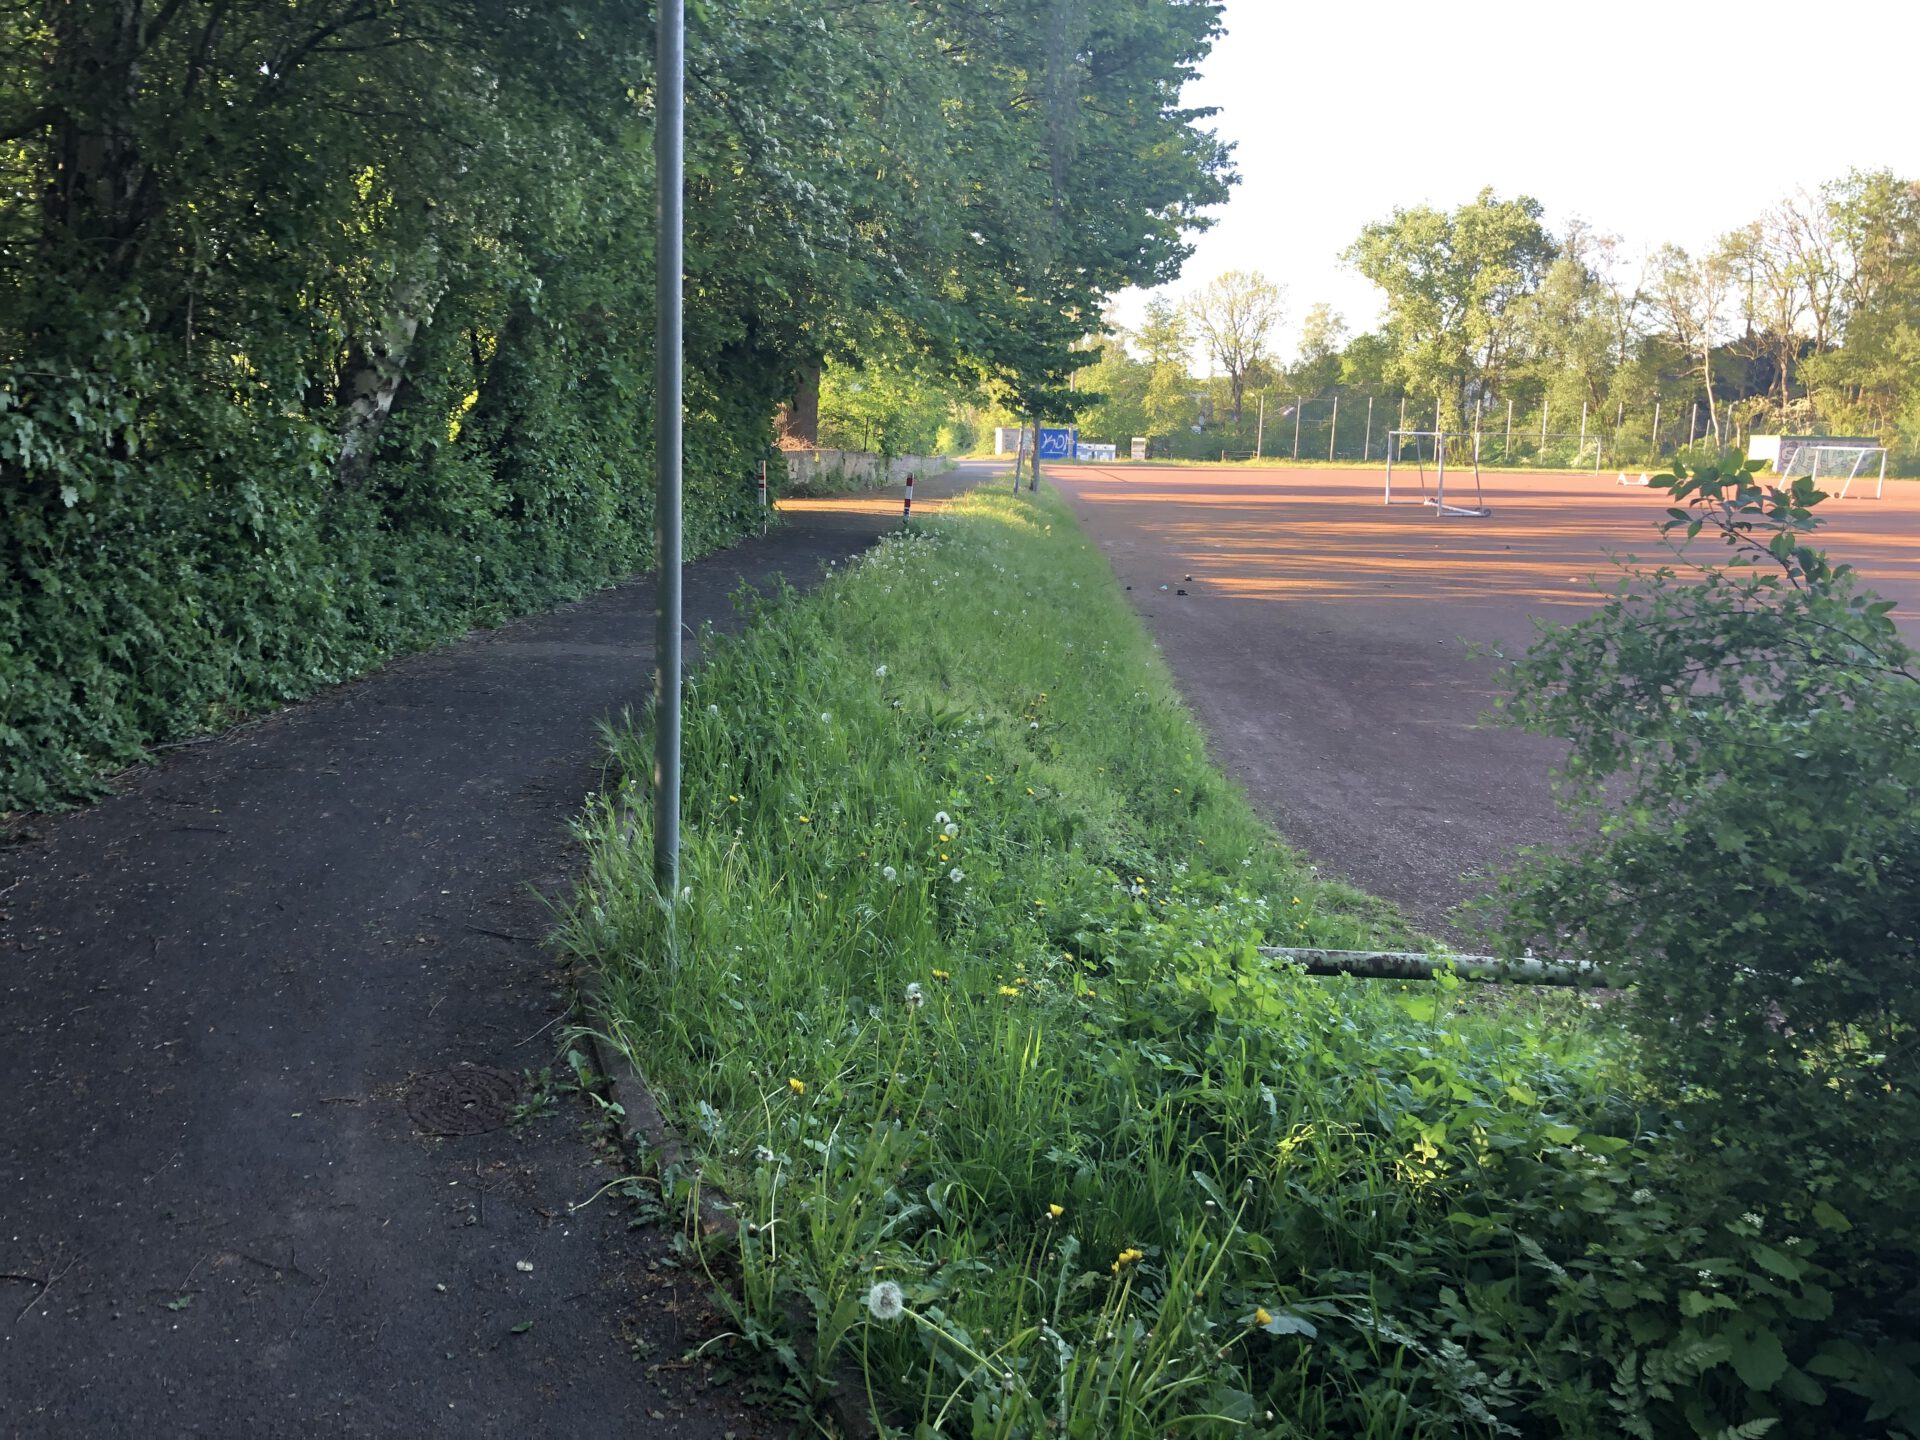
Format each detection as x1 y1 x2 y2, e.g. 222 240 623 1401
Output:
334 246 443 487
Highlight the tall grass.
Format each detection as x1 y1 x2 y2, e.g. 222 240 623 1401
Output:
563 488 1839 1438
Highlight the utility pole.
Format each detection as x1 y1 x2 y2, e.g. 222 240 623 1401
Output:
652 0 686 893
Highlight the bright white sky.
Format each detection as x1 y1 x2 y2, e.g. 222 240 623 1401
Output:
1112 0 1920 365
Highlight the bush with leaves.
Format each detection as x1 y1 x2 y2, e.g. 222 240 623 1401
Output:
1499 456 1920 1427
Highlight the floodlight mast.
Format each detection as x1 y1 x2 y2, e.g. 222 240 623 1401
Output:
653 0 685 892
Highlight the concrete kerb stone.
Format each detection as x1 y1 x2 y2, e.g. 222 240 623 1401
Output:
569 925 882 1439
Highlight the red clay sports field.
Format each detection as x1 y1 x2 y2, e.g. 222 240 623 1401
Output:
1044 462 1920 934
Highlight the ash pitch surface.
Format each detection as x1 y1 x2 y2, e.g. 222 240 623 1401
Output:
1046 462 1920 938
0 462 985 1439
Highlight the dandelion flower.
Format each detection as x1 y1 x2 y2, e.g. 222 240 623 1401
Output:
942 821 958 838
1048 1204 1064 1219
865 1281 905 1321
788 1077 806 1096
931 969 951 981
904 982 925 1009
998 985 1020 998
1110 1247 1145 1274
874 664 888 678
882 865 898 882
727 794 739 804
707 703 720 715
934 811 951 825
820 711 831 724
797 814 811 824
949 867 964 882
753 1145 776 1164
1255 1307 1273 1326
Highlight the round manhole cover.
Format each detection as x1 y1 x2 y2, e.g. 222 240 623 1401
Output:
406 1067 521 1136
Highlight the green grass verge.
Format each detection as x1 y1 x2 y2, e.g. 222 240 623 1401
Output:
564 486 1824 1438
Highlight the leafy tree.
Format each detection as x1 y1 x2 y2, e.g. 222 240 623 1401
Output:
1288 301 1346 396
1345 188 1555 426
1186 269 1282 423
1647 242 1737 442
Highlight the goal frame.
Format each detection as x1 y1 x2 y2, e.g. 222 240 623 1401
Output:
1801 443 1889 500
1384 429 1490 517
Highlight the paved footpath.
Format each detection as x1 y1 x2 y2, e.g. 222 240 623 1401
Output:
0 463 984 1439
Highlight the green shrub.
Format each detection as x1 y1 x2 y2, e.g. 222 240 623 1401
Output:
1500 455 1920 1427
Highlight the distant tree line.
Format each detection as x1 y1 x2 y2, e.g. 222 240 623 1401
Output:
1076 176 1920 468
0 0 1232 808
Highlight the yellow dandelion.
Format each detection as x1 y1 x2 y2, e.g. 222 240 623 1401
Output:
984 774 994 783
931 969 951 981
797 814 811 824
1025 787 1035 796
1255 1307 1273 1326
787 1077 806 1096
1048 1203 1065 1219
727 794 740 803
998 985 1020 998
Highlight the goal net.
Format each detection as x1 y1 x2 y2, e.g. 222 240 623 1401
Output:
1752 434 1889 498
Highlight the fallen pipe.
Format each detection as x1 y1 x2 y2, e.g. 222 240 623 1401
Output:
1258 947 1615 987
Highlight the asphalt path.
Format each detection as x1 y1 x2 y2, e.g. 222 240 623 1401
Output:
1046 462 1920 938
0 461 983 1439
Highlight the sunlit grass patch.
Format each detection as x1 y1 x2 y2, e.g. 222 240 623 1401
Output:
562 486 1804 1438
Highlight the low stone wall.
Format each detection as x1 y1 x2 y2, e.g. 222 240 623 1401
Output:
778 449 952 493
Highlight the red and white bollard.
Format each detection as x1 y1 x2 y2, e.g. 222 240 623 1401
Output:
902 472 915 523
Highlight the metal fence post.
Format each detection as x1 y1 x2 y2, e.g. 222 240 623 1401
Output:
1364 395 1374 462
1255 393 1265 458
1292 396 1301 460
1505 398 1513 463
1651 401 1661 456
1328 395 1339 461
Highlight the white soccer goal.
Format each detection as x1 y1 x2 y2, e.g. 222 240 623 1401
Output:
1384 430 1490 517
1801 443 1889 499
1751 434 1890 499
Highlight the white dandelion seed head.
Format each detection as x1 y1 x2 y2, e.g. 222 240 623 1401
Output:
882 865 898 882
1029 720 1039 729
707 703 720 715
874 664 888 678
820 711 832 724
753 1145 775 1164
942 821 958 838
949 867 964 883
679 886 692 902
904 982 925 1009
934 811 951 826
865 1281 905 1321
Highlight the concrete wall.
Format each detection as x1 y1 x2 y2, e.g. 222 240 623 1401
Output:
779 449 953 491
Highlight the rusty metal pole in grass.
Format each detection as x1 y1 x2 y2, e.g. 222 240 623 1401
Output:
651 0 686 893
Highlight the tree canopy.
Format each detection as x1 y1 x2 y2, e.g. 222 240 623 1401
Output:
0 0 1234 808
